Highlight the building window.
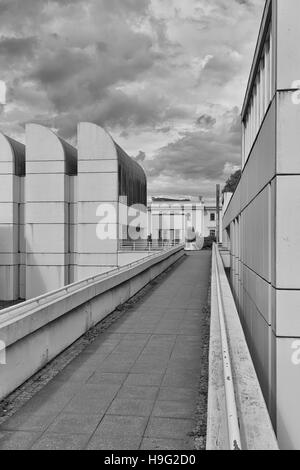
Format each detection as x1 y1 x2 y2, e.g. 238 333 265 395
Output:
242 21 273 165
210 213 215 222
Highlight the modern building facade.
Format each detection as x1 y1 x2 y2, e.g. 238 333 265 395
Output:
222 0 300 450
0 134 26 300
0 123 147 300
26 124 77 299
76 123 147 282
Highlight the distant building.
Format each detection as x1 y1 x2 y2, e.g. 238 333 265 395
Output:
203 197 220 239
148 195 221 249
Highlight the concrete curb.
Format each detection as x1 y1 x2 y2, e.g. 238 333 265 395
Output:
206 247 278 450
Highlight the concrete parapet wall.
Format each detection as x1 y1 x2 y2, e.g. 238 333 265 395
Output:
0 246 184 401
207 246 278 450
222 0 300 450
118 252 153 266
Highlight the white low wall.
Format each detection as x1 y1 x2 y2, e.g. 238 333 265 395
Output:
117 252 152 267
0 246 184 401
218 247 230 269
207 246 278 450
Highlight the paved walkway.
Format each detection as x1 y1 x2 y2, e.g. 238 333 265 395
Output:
0 252 211 450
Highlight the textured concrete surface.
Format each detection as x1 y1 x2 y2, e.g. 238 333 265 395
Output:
222 0 300 450
0 252 211 450
0 246 183 402
207 246 278 451
0 133 26 301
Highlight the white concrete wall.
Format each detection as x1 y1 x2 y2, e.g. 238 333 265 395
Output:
207 246 278 450
0 246 184 402
118 252 152 267
149 203 205 242
0 134 25 301
203 209 217 238
222 0 300 450
25 124 77 299
76 123 119 281
0 123 150 300
69 175 77 284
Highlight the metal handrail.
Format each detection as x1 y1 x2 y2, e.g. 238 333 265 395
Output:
213 243 242 450
0 244 183 323
119 240 182 251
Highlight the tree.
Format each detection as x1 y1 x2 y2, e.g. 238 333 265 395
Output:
223 169 241 193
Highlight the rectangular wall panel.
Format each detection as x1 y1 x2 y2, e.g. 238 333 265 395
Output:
222 0 300 449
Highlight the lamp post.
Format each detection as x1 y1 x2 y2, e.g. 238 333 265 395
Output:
216 184 220 244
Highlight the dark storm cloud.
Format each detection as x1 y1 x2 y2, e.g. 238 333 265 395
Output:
0 0 45 30
199 54 241 86
0 0 265 196
25 20 161 115
51 88 189 138
146 108 241 181
30 49 90 85
51 0 84 4
235 0 252 7
101 0 150 15
0 36 37 58
0 1 10 15
196 114 216 129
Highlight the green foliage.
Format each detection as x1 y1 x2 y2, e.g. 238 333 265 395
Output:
223 169 241 194
203 235 216 250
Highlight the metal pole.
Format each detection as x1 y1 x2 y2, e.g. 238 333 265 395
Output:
216 184 220 244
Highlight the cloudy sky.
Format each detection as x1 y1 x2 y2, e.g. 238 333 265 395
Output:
0 0 265 196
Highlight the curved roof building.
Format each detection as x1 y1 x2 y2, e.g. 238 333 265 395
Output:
0 133 26 301
76 123 148 280
26 124 77 175
0 133 25 176
78 122 147 207
116 143 147 207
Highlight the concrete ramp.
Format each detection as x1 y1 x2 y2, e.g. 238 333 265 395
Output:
0 252 210 450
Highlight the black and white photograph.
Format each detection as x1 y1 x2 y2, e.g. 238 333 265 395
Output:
0 0 298 453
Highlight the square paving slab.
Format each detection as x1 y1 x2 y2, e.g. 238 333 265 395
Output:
0 252 211 450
